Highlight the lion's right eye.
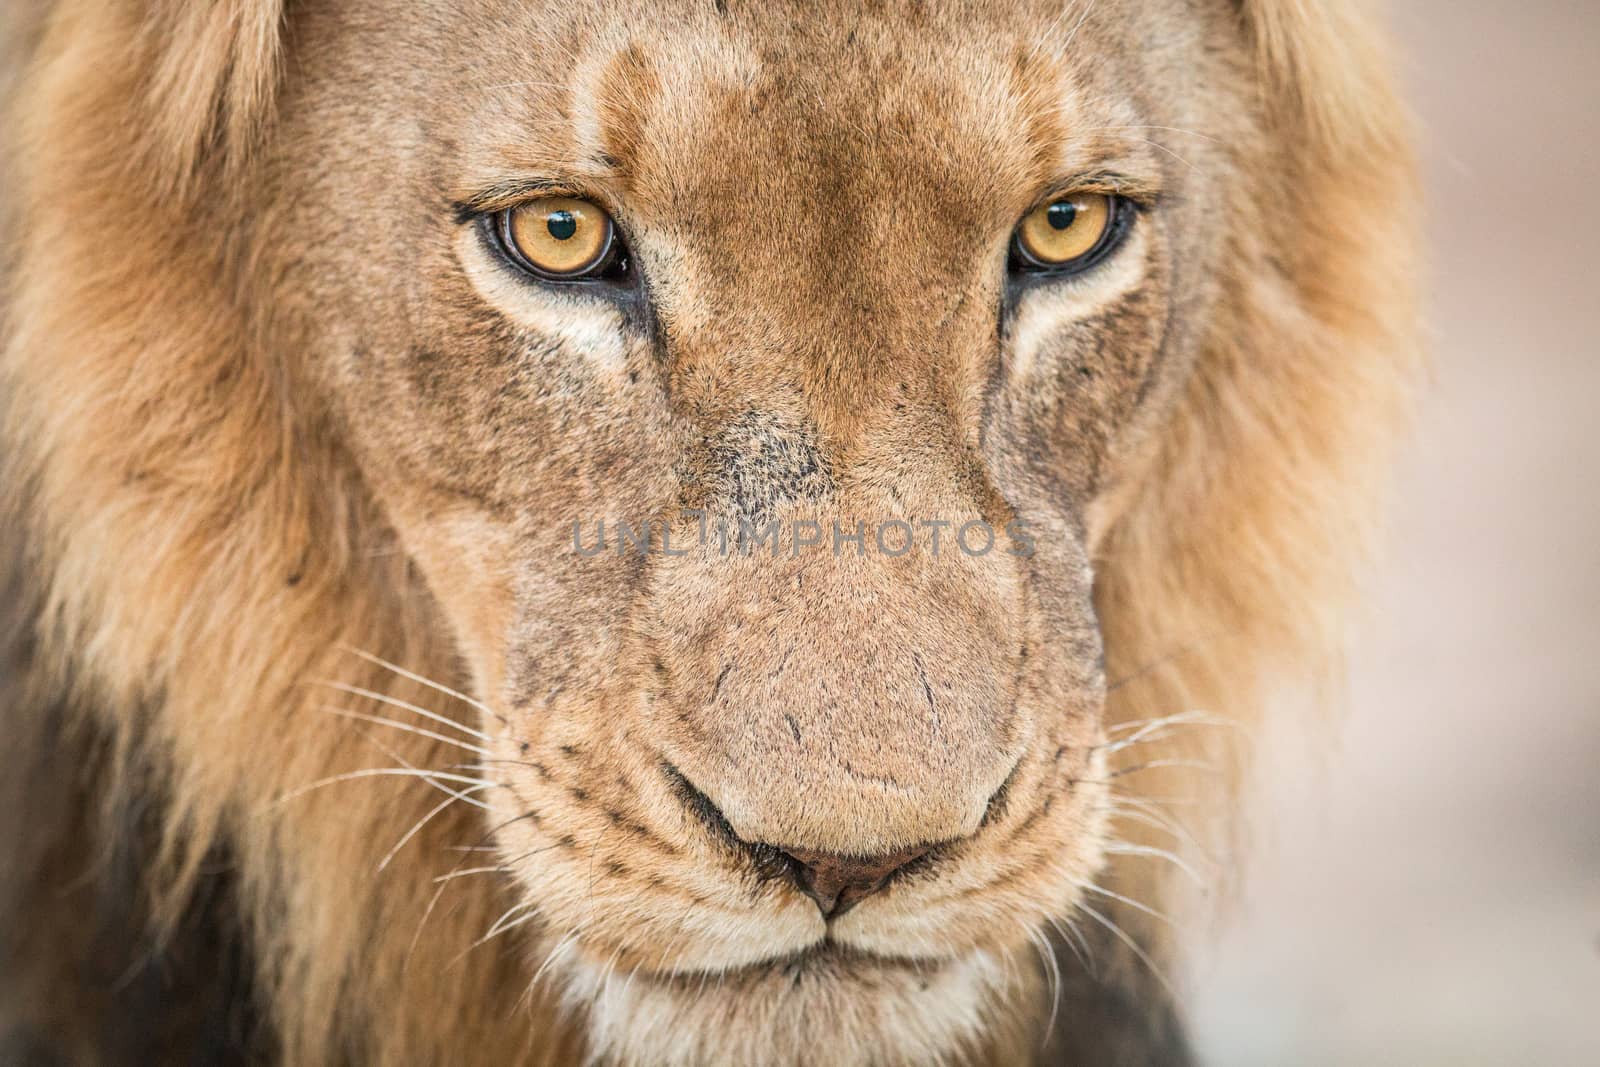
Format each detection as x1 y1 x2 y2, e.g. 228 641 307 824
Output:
494 198 622 280
1010 192 1129 276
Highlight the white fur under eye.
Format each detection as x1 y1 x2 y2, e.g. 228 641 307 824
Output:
1006 220 1151 380
454 228 629 375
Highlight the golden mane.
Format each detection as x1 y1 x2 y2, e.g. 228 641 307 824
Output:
1 1 1419 1062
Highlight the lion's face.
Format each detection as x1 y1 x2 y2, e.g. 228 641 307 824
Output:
267 0 1239 1059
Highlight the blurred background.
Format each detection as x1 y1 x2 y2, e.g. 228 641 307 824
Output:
1189 2 1600 1063
2 2 1594 1065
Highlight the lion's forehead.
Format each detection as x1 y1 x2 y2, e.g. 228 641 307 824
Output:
432 0 1181 222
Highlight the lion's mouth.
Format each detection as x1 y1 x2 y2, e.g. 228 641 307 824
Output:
626 938 957 991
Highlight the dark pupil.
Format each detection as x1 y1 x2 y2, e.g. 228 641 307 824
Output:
546 211 578 240
1046 201 1078 230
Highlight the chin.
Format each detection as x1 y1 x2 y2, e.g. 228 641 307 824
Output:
558 940 1019 1067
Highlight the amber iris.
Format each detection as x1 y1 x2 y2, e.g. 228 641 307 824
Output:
1015 193 1114 270
503 197 614 277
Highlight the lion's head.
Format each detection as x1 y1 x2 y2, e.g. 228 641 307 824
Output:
1 1 1418 1063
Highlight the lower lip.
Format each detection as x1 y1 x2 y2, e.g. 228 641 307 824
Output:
645 940 947 988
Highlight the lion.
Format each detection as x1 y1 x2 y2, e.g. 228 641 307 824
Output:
0 0 1419 1063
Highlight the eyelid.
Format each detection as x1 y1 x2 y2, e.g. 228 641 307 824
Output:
1030 172 1161 213
452 179 625 225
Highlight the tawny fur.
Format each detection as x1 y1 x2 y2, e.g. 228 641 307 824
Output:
0 1 1418 1064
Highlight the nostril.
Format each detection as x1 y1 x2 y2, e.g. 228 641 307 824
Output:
980 756 1024 828
781 845 932 919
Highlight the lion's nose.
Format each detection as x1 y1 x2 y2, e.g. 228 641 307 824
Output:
780 844 932 918
669 763 946 919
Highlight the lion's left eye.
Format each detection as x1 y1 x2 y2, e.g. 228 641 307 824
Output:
1010 193 1128 275
494 198 622 280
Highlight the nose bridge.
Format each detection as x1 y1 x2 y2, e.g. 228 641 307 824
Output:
795 272 996 459
688 281 995 508
651 248 1020 857
671 306 996 552
650 393 1027 856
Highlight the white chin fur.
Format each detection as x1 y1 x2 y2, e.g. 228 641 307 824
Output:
557 944 1020 1067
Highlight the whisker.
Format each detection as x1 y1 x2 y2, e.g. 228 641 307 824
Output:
313 679 493 742
1132 136 1200 173
1025 921 1063 1044
377 783 496 872
1103 841 1207 887
1109 790 1207 809
1102 711 1236 747
1108 798 1213 862
583 824 615 915
453 905 543 968
1061 0 1100 52
405 827 556 965
452 897 543 971
431 865 509 885
1077 881 1179 929
409 860 481 962
594 942 627 1012
1046 914 1095 976
317 704 490 756
1074 900 1180 1005
484 900 537 942
357 738 499 809
1027 0 1091 61
265 767 497 811
1105 710 1235 733
1103 758 1222 780
531 924 586 991
336 644 510 727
